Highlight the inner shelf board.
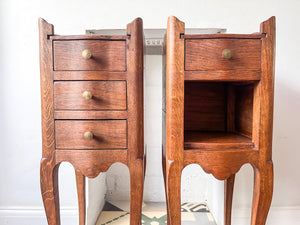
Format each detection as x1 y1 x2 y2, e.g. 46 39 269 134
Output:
184 131 254 149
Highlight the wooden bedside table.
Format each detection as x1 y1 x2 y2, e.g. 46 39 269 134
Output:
39 18 144 225
162 16 275 225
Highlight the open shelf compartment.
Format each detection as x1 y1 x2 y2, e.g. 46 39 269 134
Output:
184 81 258 150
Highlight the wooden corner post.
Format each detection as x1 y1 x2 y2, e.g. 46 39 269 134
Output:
165 16 185 225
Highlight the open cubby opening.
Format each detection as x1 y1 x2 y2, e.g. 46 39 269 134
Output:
184 81 258 150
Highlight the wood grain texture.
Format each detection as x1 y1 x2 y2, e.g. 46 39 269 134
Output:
75 171 85 225
183 149 259 180
163 16 275 225
40 158 61 225
164 16 185 225
184 131 254 149
235 84 254 137
252 82 261 148
54 81 126 110
39 18 61 225
226 84 236 132
51 35 126 40
259 17 276 162
251 161 273 225
184 82 226 131
55 120 127 149
54 71 126 80
39 18 55 159
54 110 127 120
55 150 128 178
183 33 264 39
40 17 144 225
54 40 126 71
185 39 261 71
224 174 235 225
184 70 261 81
249 16 276 225
126 17 144 160
126 17 145 225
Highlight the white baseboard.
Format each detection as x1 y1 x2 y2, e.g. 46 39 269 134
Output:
1 206 299 225
232 206 300 225
0 207 78 225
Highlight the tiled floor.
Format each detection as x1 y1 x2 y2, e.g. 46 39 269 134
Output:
96 201 216 225
0 205 299 224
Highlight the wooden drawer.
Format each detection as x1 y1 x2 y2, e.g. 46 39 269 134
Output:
185 39 261 71
55 120 127 149
54 81 126 110
53 40 126 71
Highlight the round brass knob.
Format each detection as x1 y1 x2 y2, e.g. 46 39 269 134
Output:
82 49 92 59
84 131 93 140
82 91 93 100
222 49 232 59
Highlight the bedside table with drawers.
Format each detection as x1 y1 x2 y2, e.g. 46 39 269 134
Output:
39 18 144 225
163 16 275 225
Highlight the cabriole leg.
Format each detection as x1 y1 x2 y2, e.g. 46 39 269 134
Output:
75 170 86 225
224 174 236 225
129 159 144 225
251 162 273 225
40 159 61 225
166 162 182 225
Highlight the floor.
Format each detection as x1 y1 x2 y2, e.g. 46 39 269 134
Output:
96 201 216 225
0 205 299 224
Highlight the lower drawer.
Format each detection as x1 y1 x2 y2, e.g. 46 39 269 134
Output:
55 120 127 149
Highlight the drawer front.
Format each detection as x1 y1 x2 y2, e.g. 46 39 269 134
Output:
53 40 126 71
55 120 127 149
185 39 261 71
54 81 126 110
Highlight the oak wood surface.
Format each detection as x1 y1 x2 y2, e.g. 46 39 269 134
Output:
183 149 259 180
183 33 264 39
55 150 128 178
184 82 226 131
54 110 127 120
39 18 61 225
54 71 126 80
163 16 275 225
226 84 236 132
248 16 275 225
185 39 261 71
40 17 144 225
225 174 235 225
54 81 126 110
126 18 145 225
252 82 261 149
55 120 127 149
39 19 55 159
184 131 254 149
75 171 85 225
184 70 261 81
235 84 254 137
164 16 185 225
51 35 126 40
54 40 126 71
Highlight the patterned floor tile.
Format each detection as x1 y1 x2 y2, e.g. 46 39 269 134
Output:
96 201 216 225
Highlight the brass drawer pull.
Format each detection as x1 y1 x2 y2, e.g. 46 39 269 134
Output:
82 49 92 59
82 91 93 100
222 49 232 59
84 131 93 140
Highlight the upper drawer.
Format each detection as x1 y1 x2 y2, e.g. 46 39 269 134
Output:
185 39 261 71
54 81 126 110
53 40 126 71
55 120 127 149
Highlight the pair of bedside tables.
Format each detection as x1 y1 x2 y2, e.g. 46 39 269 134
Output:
39 16 275 225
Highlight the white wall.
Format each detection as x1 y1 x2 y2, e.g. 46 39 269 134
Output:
1 0 300 224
